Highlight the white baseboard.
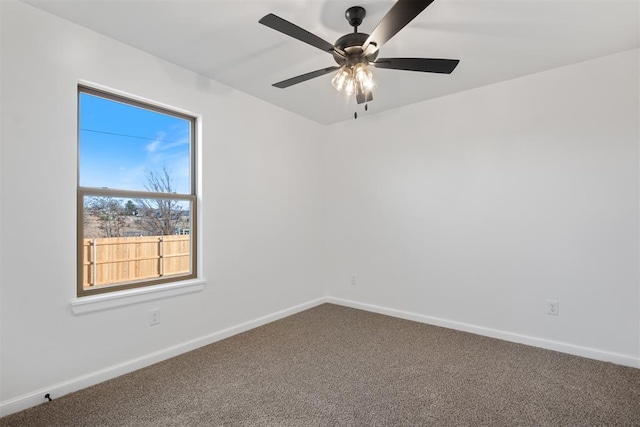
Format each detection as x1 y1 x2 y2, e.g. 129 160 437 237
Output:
3 295 638 417
0 297 327 418
326 297 640 369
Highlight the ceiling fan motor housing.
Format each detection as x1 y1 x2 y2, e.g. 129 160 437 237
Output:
332 32 379 66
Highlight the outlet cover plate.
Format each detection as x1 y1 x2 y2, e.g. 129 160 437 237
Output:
149 308 160 325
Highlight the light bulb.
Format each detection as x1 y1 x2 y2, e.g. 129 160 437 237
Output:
331 66 352 92
353 63 375 92
343 79 355 96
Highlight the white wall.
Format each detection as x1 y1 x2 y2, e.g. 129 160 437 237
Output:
324 49 640 362
0 0 326 412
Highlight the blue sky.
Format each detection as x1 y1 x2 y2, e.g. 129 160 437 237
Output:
79 92 192 194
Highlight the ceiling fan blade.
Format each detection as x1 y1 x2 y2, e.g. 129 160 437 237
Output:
363 0 435 54
356 86 374 105
259 13 337 55
272 66 340 89
372 58 459 74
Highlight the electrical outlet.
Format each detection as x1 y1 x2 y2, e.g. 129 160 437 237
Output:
149 308 160 325
547 300 559 316
351 274 357 286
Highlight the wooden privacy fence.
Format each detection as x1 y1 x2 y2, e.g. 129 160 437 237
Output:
82 235 190 288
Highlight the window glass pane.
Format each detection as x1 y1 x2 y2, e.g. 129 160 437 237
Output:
79 92 192 194
81 195 192 289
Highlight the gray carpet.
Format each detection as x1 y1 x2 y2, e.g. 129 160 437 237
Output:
1 303 639 426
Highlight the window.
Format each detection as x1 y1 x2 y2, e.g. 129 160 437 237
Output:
77 86 197 297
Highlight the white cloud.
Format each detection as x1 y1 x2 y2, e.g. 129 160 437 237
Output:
146 140 160 153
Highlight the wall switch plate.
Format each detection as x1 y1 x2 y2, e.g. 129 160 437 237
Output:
149 308 160 325
547 300 559 316
351 274 357 286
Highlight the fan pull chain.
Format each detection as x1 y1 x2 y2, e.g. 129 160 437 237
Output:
354 103 369 119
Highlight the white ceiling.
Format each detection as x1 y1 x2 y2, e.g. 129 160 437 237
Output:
22 0 640 124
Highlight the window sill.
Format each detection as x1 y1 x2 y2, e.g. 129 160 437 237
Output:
71 279 206 315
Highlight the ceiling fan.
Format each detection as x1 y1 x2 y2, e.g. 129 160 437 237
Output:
259 0 460 106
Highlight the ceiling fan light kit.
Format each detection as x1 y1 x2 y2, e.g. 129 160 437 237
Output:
331 63 375 96
259 0 459 111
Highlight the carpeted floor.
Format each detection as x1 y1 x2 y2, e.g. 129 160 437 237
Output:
1 303 639 426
